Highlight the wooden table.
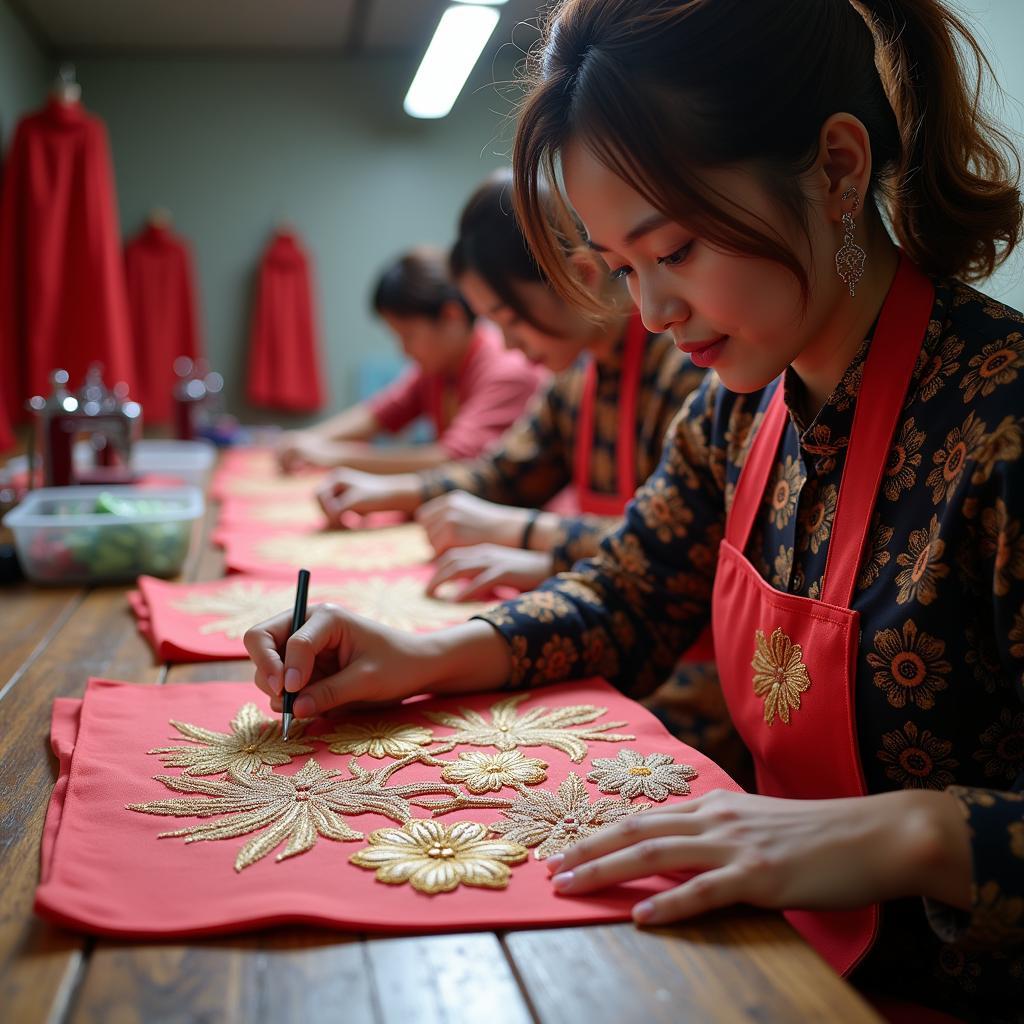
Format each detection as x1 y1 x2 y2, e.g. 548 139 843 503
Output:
0 483 883 1023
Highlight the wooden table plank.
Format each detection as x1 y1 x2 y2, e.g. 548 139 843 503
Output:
68 931 377 1024
0 588 163 1023
0 586 83 700
503 918 881 1023
0 486 219 1023
363 934 534 1024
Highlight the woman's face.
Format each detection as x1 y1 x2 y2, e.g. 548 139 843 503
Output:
457 269 590 373
561 141 844 393
380 308 466 375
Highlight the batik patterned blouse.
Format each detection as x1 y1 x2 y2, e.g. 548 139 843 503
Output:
477 278 1024 1022
418 331 706 571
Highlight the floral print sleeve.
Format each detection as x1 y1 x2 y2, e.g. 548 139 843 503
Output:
549 515 621 574
418 373 577 510
477 373 743 697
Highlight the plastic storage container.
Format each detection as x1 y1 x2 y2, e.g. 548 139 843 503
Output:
131 440 216 487
3 486 204 585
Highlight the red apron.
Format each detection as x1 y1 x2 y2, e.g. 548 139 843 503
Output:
573 311 645 516
711 256 934 976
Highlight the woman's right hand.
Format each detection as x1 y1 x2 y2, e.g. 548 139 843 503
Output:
243 604 514 717
244 604 430 717
316 469 421 525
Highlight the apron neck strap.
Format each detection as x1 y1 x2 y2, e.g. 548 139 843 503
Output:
724 255 935 608
821 256 934 605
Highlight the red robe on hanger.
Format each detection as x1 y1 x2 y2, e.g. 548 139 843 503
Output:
0 98 134 421
0 380 13 451
246 230 326 413
124 223 203 424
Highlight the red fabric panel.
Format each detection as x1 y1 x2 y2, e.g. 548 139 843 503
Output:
35 677 743 937
130 568 509 662
0 99 134 418
124 224 202 423
246 231 326 413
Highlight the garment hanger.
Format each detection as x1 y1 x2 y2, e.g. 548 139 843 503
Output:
51 63 81 105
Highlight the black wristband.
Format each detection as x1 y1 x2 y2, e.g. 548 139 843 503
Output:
520 509 540 550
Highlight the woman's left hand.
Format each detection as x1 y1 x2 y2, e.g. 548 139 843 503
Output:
415 491 531 554
545 788 972 925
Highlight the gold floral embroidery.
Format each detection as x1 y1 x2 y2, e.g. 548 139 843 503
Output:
877 722 958 790
320 721 436 759
221 475 325 499
973 710 1024 781
170 581 343 639
751 627 811 726
489 773 650 858
147 703 315 776
866 620 951 710
883 417 925 501
256 525 431 571
767 455 801 529
926 411 987 505
236 500 324 527
587 750 698 801
978 498 1024 597
318 575 494 630
349 819 527 894
438 750 548 793
959 333 1024 402
129 753 462 872
424 694 634 762
431 772 651 860
895 515 949 605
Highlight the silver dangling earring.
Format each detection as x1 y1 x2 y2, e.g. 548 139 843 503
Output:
835 187 866 298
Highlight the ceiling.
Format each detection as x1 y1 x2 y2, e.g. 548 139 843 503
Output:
9 0 548 57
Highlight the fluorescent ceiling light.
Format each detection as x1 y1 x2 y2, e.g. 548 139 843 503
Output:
404 5 500 119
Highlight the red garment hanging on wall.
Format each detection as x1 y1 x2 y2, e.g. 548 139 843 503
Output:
124 223 203 424
0 98 134 420
246 230 326 413
0 379 13 451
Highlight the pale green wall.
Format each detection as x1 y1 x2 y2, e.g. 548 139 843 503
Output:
955 0 1024 313
4 1 1021 425
70 54 514 421
0 2 49 149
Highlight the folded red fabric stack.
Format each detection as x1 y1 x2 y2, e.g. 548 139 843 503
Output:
129 569 499 662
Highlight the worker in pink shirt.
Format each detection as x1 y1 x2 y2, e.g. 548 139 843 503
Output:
276 246 546 474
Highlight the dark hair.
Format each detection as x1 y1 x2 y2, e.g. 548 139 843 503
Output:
449 169 554 331
513 0 1022 311
371 247 472 321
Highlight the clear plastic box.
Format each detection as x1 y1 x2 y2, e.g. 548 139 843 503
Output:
131 440 216 487
2 485 205 585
